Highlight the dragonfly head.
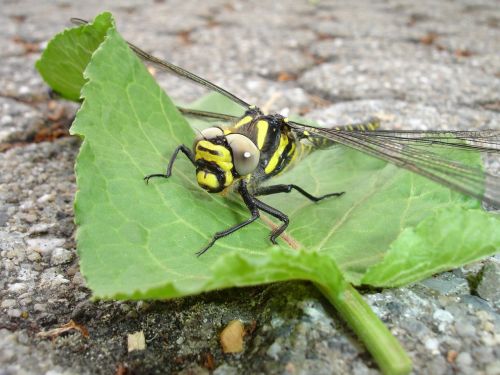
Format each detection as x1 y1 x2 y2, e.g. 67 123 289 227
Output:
193 127 260 193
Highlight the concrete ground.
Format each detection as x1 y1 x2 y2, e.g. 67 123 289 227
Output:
0 1 499 374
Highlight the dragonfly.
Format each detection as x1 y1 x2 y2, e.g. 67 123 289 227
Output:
72 18 500 256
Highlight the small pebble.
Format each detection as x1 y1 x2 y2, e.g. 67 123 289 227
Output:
33 304 46 312
220 320 245 353
27 252 42 262
485 361 500 375
424 337 439 353
50 247 73 265
266 341 282 360
456 352 472 367
433 309 454 323
28 223 54 235
37 193 55 203
455 322 476 338
26 237 65 256
128 331 146 352
1 299 16 308
7 309 22 318
8 283 28 293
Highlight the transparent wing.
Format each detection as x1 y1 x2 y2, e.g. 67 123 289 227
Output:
70 18 251 110
176 107 241 131
353 129 500 152
289 120 500 208
178 108 383 133
128 44 250 109
177 107 240 123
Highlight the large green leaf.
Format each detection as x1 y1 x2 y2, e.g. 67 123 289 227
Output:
68 21 349 299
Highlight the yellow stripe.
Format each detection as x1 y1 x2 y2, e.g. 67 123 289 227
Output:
290 148 299 164
195 141 233 171
359 124 365 131
196 171 219 189
265 133 288 174
256 120 269 149
285 141 297 167
234 115 252 128
291 141 307 165
224 170 233 187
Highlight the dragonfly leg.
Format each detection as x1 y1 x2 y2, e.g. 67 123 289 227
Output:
144 144 195 183
196 180 259 256
254 184 344 202
253 198 289 244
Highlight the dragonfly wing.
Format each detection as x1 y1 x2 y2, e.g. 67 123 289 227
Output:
290 121 500 208
177 107 241 123
177 107 241 131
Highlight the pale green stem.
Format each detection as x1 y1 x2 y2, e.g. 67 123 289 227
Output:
315 282 412 375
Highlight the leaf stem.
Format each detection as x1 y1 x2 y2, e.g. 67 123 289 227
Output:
314 282 412 375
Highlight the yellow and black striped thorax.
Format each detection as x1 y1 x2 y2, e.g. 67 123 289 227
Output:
230 111 298 182
193 108 299 192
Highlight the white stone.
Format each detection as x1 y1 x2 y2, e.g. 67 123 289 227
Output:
51 248 73 265
8 283 28 293
266 341 281 360
456 352 472 367
1 299 16 308
424 337 440 353
37 193 55 203
433 309 454 323
127 331 146 352
7 309 22 318
26 238 65 256
33 304 46 312
28 223 54 235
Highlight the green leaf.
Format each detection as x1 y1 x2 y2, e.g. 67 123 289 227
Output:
362 207 500 286
69 21 350 299
35 12 113 101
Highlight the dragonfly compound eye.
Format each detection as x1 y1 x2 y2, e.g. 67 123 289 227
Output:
226 133 260 176
193 127 224 149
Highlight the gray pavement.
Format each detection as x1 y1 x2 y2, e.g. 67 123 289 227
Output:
0 1 499 374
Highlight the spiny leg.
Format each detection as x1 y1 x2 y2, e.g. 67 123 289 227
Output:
196 211 259 257
196 180 259 256
144 144 195 183
253 198 289 244
254 184 344 202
